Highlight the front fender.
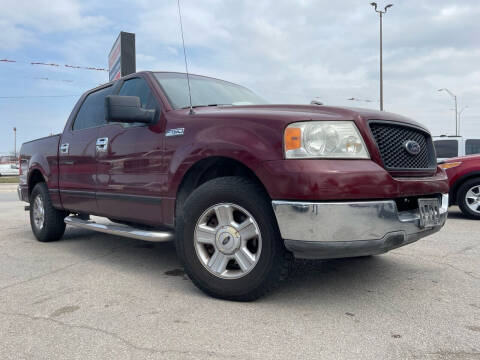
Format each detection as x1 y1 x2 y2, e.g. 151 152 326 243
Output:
166 124 280 197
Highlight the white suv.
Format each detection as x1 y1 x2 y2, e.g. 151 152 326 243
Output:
433 136 480 161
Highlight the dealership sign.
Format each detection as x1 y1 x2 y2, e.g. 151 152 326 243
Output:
108 32 136 81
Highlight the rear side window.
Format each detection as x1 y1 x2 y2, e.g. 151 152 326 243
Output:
434 140 458 158
118 78 157 110
466 139 480 155
73 86 113 130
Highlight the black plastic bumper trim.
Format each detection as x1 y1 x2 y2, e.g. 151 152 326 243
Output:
284 228 441 260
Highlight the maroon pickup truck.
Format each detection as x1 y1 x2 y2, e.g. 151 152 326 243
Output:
19 71 449 300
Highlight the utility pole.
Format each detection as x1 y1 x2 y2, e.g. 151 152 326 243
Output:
370 2 393 111
13 127 17 159
438 88 459 136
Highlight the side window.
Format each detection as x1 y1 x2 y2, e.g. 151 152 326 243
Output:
118 78 157 110
466 139 480 155
73 86 113 131
434 140 458 158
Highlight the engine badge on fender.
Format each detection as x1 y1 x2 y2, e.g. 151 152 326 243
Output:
166 128 185 137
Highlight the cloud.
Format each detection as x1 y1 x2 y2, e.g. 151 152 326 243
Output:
0 0 108 50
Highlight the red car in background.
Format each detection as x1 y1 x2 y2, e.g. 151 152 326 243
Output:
440 154 480 219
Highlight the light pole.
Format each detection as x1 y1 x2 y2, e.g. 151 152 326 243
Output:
458 105 468 135
438 88 458 136
370 2 393 111
13 127 16 159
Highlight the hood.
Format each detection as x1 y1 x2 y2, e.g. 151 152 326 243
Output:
176 104 429 132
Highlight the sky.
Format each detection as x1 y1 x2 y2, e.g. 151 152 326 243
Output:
0 0 479 154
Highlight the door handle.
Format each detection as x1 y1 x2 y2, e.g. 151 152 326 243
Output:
96 137 109 152
60 143 69 154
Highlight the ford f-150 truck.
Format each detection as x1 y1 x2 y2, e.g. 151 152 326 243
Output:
439 154 480 219
18 71 449 300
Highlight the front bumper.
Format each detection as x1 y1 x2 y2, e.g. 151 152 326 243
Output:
272 194 448 259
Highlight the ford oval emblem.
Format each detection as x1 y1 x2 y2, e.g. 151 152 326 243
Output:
405 140 421 155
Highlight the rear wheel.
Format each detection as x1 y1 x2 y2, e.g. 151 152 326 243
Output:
176 177 292 301
457 178 480 219
30 183 67 242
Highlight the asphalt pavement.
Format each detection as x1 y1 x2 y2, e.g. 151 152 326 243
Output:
0 185 479 359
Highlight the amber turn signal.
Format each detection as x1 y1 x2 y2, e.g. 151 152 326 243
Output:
438 162 462 170
284 127 301 151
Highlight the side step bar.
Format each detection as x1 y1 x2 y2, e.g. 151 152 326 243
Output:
64 216 174 242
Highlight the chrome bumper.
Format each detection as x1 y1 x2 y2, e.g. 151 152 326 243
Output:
272 194 448 259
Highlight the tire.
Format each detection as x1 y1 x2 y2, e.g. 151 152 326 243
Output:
30 183 67 242
457 177 480 219
176 177 292 301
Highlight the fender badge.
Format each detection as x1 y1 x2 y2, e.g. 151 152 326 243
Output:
166 128 185 137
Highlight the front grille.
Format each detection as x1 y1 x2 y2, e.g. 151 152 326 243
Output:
369 122 436 172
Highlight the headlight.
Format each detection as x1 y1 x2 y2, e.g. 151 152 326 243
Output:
284 121 369 159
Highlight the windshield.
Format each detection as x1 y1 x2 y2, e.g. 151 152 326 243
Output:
154 72 267 109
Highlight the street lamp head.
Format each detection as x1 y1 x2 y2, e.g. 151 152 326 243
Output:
370 2 378 10
384 4 393 12
438 88 457 100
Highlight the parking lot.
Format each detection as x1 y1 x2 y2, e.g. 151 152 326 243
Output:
0 184 478 359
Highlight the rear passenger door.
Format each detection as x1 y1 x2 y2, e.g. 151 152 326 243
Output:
95 77 165 225
58 85 113 214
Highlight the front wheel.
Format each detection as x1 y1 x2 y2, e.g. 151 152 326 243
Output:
457 178 480 220
30 183 67 242
176 177 292 301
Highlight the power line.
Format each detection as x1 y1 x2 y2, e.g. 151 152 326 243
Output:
0 58 108 72
33 77 74 83
0 95 80 99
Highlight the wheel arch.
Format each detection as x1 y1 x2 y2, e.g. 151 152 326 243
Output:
28 169 46 199
450 171 480 205
174 156 270 221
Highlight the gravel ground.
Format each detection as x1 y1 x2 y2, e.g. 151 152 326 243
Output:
0 187 479 359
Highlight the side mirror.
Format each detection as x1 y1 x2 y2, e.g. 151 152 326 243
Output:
105 95 156 124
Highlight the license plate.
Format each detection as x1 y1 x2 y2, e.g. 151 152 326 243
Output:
418 198 440 228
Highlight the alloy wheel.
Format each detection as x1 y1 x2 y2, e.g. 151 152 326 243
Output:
465 185 480 214
194 203 262 279
33 194 45 230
